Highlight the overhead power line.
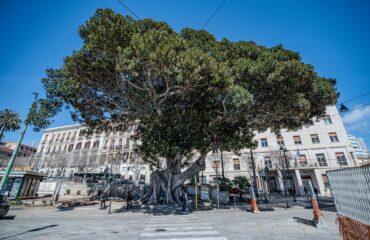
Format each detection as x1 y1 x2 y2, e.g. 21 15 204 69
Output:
341 91 370 104
115 0 141 20
202 0 226 29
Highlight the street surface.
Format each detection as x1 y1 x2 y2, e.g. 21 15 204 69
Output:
0 202 341 240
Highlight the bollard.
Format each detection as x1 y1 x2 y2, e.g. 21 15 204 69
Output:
308 180 328 228
249 186 259 213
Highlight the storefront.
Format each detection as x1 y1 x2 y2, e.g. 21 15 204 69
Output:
0 171 47 199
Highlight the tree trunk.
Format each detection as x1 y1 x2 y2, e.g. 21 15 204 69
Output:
0 125 5 142
141 152 208 205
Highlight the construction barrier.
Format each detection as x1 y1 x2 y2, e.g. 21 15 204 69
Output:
327 165 370 240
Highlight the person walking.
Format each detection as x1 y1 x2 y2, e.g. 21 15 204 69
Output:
180 193 187 213
126 191 133 210
100 189 108 209
314 188 319 199
304 187 308 196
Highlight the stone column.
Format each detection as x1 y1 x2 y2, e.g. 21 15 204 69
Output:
313 169 326 196
294 169 304 195
276 169 285 192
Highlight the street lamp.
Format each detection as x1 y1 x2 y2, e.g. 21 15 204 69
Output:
280 145 297 203
339 103 349 112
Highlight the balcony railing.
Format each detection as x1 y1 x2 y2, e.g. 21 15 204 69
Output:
116 145 123 150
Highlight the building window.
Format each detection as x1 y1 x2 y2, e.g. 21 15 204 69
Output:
104 140 108 149
277 136 284 146
299 154 308 166
264 156 273 169
52 146 56 153
56 134 60 141
329 132 339 142
125 138 130 149
233 158 240 170
119 139 123 146
68 144 74 152
58 146 61 152
84 142 91 149
110 140 115 149
316 153 327 166
261 138 268 147
67 132 71 140
212 160 220 169
76 142 82 150
336 152 348 166
64 145 67 151
323 115 332 124
311 134 320 144
79 131 84 137
293 135 302 145
93 140 100 148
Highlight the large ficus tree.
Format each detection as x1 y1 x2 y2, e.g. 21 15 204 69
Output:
42 9 337 204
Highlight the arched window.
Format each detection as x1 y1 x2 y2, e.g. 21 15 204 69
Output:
84 141 91 149
93 140 100 148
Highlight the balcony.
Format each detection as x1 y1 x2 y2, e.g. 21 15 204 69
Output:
116 145 123 150
109 146 115 150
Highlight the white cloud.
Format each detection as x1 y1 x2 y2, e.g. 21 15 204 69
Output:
342 105 370 132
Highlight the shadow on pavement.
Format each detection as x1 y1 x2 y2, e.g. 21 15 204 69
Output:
293 217 315 227
0 215 16 220
0 224 58 240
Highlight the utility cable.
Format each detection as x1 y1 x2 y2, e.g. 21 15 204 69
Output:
115 0 141 20
202 0 226 29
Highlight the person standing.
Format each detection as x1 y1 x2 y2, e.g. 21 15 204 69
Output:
126 191 133 210
100 189 108 209
304 187 308 196
181 193 187 213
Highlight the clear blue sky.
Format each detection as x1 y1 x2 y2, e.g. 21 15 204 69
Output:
0 0 369 147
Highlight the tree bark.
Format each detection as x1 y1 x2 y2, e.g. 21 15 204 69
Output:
140 151 208 205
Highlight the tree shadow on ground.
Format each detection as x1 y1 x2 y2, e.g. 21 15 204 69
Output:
0 224 58 240
113 203 229 215
0 215 16 220
293 217 315 227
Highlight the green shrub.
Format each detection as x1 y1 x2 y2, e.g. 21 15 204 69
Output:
76 190 81 195
65 189 71 195
216 177 233 191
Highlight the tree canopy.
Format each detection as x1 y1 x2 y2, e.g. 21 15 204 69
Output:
41 9 337 203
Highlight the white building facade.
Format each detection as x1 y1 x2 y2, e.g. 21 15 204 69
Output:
202 106 357 197
348 134 370 164
35 124 150 182
35 106 356 196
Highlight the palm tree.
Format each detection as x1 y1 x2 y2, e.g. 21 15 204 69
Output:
0 109 22 142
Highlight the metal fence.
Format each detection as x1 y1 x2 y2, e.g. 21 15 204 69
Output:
327 165 370 225
327 165 370 240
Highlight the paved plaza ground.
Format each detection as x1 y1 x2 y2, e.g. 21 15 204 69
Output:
0 201 341 240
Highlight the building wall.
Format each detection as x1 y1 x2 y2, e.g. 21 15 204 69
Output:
35 124 150 182
201 106 357 196
35 106 356 196
0 142 37 158
348 135 370 164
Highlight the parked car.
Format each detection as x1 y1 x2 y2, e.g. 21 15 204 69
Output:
229 188 240 194
0 195 10 218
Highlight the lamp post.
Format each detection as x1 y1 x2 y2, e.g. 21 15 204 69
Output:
0 93 38 194
250 149 259 197
280 146 297 202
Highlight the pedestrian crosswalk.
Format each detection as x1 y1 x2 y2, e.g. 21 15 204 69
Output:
140 215 228 240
